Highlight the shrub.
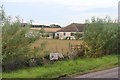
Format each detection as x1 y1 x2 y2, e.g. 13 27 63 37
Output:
83 17 119 57
73 32 83 40
1 7 40 71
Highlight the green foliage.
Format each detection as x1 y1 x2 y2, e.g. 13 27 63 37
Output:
0 5 6 26
1 8 40 71
2 22 33 71
0 5 4 68
84 17 119 57
73 32 83 40
32 41 47 58
1 6 49 71
2 55 118 78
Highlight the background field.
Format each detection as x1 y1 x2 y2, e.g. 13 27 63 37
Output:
31 39 82 55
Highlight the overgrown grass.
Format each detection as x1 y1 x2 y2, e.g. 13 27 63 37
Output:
32 39 81 54
2 55 118 78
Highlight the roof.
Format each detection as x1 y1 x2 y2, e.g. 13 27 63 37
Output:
30 28 61 32
57 23 86 32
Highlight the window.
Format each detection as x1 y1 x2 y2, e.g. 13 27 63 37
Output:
71 33 74 36
63 32 66 35
57 34 59 36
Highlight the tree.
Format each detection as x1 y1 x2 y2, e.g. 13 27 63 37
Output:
2 7 39 71
50 24 61 28
83 17 119 57
0 5 5 70
0 5 6 26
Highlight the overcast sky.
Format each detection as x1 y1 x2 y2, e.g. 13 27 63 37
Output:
1 0 119 26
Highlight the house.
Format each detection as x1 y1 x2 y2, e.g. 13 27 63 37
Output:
55 23 86 40
30 27 61 39
21 23 61 38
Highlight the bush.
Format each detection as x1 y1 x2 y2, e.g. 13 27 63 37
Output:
83 17 119 57
1 12 40 71
73 32 83 40
2 21 39 71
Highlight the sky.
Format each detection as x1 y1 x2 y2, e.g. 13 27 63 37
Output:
1 0 119 26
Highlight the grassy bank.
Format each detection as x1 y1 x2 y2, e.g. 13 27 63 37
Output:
2 55 118 78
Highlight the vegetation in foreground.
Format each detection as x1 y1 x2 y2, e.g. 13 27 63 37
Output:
2 55 118 78
1 4 119 77
84 17 119 57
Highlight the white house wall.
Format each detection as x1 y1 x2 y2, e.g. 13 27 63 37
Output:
55 32 84 39
55 32 74 39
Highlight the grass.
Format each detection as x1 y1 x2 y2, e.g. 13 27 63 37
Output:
2 54 118 78
31 39 81 55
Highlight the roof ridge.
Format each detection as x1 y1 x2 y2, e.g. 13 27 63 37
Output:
57 23 85 32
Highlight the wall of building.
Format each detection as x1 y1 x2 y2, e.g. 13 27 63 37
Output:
55 32 83 39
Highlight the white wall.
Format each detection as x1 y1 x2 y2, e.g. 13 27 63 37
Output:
55 32 75 39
